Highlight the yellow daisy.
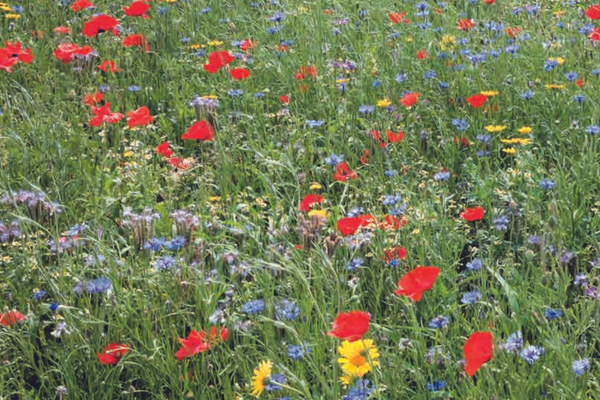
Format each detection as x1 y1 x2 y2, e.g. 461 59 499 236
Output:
251 361 272 397
544 84 566 90
377 99 392 108
308 209 328 219
502 147 517 155
518 126 532 134
485 125 507 133
5 13 19 19
309 182 322 190
337 340 380 378
480 91 499 97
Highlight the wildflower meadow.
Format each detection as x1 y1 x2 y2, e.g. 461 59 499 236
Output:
2 0 600 398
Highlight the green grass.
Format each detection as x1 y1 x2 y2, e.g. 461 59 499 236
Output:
1 0 600 398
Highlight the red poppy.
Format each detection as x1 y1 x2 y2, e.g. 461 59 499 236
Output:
586 5 600 20
279 95 289 104
84 91 103 105
0 311 26 326
71 0 93 12
155 141 173 157
454 137 471 147
591 27 600 42
126 106 153 128
83 14 119 38
203 62 221 74
336 215 376 236
369 130 381 142
576 79 584 88
123 1 150 19
360 149 369 164
381 215 407 231
0 41 34 64
98 60 119 73
54 43 93 63
460 206 484 222
123 34 149 51
240 39 255 51
97 343 130 365
327 311 370 342
458 19 475 31
400 92 420 108
230 67 250 80
334 161 357 182
181 120 215 141
175 327 228 361
0 56 18 72
167 157 189 170
505 26 522 38
54 26 71 34
299 194 324 212
466 94 487 108
483 0 495 4
89 103 123 127
207 51 235 68
394 266 441 302
389 11 407 24
416 50 428 60
464 331 493 376
387 131 404 143
383 246 407 263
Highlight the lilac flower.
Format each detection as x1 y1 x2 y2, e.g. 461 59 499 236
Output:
501 331 523 353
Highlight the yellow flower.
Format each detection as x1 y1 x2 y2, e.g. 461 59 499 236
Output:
548 57 565 65
544 84 566 90
405 37 413 43
309 182 322 190
190 44 201 50
338 340 380 378
251 361 272 397
5 13 20 19
442 34 456 45
0 5 12 12
308 209 328 219
518 126 532 134
485 125 507 133
377 99 392 108
480 91 498 97
335 78 347 84
502 147 517 155
208 196 221 202
500 138 519 144
208 41 224 46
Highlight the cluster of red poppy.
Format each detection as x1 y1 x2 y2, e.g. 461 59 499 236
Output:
586 5 600 41
336 214 406 236
0 41 33 73
83 93 153 129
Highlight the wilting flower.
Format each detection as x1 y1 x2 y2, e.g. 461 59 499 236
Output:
328 311 370 342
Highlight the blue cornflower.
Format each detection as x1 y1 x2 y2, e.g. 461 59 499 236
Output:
592 69 600 77
417 22 432 30
194 50 206 57
253 92 265 98
461 289 482 304
324 153 343 166
476 134 491 143
154 255 177 271
274 299 300 321
128 86 141 92
389 259 401 268
385 169 398 177
86 278 112 294
395 73 408 84
427 379 447 392
265 374 286 391
526 5 540 15
266 25 284 34
359 105 374 114
372 80 381 89
200 7 211 14
428 316 449 329
466 258 483 272
342 379 374 400
268 12 286 22
502 331 523 353
512 7 523 15
49 302 60 313
585 125 600 135
34 290 47 300
288 342 311 360
11 6 23 13
241 299 265 315
382 193 402 207
144 236 165 251
305 120 325 128
564 72 578 82
72 281 84 295
572 359 590 376
544 308 563 320
539 179 556 190
574 273 588 286
423 70 436 80
493 216 509 231
347 207 363 217
573 95 585 103
504 45 519 55
181 37 190 44
164 236 186 251
528 235 542 247
347 258 364 271
544 59 559 71
452 119 470 131
520 90 535 100
358 8 368 17
434 170 451 181
520 346 544 364
228 89 243 97
438 82 449 89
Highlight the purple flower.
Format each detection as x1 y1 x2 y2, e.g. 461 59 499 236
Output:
520 345 544 365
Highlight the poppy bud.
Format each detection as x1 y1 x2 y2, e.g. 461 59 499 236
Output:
69 90 76 100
